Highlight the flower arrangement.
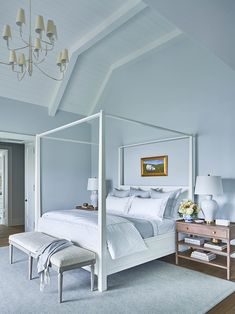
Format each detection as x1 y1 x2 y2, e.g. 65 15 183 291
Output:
178 200 201 221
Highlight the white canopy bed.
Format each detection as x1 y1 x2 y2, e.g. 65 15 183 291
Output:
35 111 195 292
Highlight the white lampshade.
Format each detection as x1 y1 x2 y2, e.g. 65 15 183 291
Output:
16 8 25 26
34 38 41 51
195 175 223 196
2 24 12 40
9 50 17 64
61 49 69 63
46 19 55 38
35 15 45 33
53 24 58 40
18 53 26 66
87 178 98 191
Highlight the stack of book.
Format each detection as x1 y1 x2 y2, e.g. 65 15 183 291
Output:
191 250 216 261
184 237 205 245
204 242 227 251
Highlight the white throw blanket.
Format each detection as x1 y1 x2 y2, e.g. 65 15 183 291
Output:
35 239 73 291
39 210 147 259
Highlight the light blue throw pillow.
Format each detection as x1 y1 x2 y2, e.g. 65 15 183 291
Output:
130 187 150 198
112 188 130 198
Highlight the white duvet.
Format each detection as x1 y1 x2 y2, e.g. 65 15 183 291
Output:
38 209 147 259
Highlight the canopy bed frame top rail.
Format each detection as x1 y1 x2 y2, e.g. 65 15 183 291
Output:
35 110 195 292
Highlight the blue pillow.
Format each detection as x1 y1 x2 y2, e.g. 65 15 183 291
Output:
112 188 130 198
130 187 150 198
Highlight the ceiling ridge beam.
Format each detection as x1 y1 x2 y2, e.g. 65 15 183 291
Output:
89 29 183 115
48 0 147 117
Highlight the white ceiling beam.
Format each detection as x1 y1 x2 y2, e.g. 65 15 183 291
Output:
48 0 147 117
89 29 183 115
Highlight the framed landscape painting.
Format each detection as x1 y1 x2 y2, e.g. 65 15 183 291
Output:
141 155 168 176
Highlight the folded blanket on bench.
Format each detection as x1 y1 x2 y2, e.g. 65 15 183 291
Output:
34 239 73 291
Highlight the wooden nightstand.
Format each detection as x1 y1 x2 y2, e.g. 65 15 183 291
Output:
176 221 235 280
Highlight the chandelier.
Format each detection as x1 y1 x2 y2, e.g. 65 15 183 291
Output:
0 0 69 81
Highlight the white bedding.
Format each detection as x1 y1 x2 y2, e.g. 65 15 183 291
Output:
38 210 147 259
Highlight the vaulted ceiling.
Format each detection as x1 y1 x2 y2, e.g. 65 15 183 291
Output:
0 0 234 117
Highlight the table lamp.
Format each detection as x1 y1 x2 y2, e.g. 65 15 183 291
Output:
87 178 98 208
194 175 223 224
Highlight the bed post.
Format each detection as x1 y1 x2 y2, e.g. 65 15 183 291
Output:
35 135 41 231
188 135 195 201
118 147 124 187
98 110 107 292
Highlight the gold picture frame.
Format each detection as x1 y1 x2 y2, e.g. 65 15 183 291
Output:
141 155 168 177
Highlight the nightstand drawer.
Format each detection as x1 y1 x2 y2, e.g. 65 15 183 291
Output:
177 223 228 239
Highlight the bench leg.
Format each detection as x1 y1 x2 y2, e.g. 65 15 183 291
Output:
90 264 95 291
9 244 13 264
58 272 63 303
29 255 33 280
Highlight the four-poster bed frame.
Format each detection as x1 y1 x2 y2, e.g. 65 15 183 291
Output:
35 110 195 292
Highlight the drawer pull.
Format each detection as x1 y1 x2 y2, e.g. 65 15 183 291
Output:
213 231 216 235
186 227 189 231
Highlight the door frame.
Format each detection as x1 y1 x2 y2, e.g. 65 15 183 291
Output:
0 131 35 226
0 149 8 225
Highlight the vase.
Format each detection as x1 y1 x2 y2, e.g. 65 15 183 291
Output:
183 214 193 222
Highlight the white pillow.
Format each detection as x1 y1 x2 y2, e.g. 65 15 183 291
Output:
128 197 167 220
106 195 133 214
151 188 182 218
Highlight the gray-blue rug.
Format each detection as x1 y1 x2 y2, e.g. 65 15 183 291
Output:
0 246 234 314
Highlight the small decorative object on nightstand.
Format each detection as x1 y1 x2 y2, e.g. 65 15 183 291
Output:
178 200 201 222
76 204 97 211
194 174 223 224
87 177 98 208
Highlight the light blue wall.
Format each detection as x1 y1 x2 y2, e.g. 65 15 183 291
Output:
123 139 188 186
41 139 90 211
96 36 235 220
0 97 92 222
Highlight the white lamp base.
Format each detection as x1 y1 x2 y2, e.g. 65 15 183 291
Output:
201 195 218 223
90 191 98 208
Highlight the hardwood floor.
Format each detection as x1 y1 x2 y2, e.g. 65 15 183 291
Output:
0 224 24 247
160 254 235 314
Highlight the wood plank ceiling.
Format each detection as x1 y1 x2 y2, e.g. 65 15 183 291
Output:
0 0 181 116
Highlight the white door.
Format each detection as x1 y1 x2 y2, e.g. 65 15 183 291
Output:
25 143 35 231
0 150 8 225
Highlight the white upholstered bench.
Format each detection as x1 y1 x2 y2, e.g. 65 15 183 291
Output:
50 245 96 303
9 231 56 280
9 231 96 303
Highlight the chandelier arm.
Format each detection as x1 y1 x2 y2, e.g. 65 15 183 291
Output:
7 44 29 51
41 39 54 46
19 29 29 45
17 69 27 81
33 56 46 65
0 61 10 65
32 51 46 65
40 44 54 52
34 63 64 81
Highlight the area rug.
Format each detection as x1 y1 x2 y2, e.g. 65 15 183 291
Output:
0 246 234 314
